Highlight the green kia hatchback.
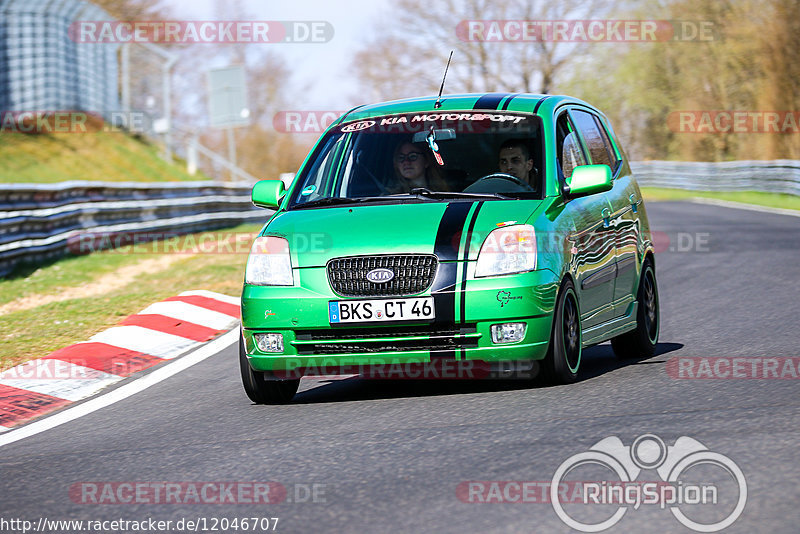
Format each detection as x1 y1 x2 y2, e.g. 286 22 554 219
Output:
240 93 659 403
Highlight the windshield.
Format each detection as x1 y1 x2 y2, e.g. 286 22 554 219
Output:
288 112 544 208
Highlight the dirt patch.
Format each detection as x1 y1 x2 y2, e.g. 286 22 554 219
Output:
0 254 191 316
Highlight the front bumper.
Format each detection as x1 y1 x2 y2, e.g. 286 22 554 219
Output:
241 265 559 375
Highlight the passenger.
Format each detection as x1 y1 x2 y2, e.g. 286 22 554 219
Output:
388 141 449 194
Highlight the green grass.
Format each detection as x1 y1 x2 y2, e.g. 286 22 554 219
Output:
0 224 261 369
0 131 209 183
640 187 800 211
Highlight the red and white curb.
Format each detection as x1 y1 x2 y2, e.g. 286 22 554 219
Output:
0 290 239 430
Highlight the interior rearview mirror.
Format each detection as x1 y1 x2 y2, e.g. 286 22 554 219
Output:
411 129 456 143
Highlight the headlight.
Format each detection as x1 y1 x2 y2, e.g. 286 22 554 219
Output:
475 224 536 277
245 236 294 285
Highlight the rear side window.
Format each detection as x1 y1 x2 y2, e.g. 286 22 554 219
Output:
556 112 586 180
570 110 617 170
593 116 620 170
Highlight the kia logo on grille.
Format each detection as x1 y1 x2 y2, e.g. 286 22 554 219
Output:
366 268 394 283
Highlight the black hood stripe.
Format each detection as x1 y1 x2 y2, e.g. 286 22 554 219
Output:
473 93 509 110
460 201 484 324
431 202 474 359
432 202 473 264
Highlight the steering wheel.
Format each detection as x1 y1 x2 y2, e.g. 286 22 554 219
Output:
468 173 535 191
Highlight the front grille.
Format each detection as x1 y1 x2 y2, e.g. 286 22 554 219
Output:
293 325 478 355
327 254 437 297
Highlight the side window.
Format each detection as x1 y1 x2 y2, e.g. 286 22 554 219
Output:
593 115 621 171
301 144 335 202
556 112 586 180
570 110 615 170
293 134 345 203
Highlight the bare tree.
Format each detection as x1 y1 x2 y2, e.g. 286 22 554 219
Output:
353 0 617 102
91 0 168 20
563 0 800 161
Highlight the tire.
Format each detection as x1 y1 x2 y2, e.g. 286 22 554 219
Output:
612 258 659 359
541 279 581 384
239 333 300 404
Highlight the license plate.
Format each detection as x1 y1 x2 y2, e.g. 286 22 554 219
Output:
329 297 435 324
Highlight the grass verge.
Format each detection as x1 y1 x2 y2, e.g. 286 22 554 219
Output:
640 187 800 211
0 223 263 369
0 131 209 183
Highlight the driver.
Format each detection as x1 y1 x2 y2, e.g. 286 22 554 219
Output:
498 139 536 187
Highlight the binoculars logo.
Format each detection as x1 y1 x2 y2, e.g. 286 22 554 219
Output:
551 434 747 532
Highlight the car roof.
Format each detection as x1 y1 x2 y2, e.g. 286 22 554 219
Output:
337 93 596 123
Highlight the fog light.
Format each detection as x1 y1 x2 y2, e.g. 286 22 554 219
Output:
491 323 526 344
254 333 284 353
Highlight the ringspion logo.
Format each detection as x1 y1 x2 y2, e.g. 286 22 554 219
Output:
551 434 746 532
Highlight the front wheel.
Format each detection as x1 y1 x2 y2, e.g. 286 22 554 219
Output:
541 279 581 384
612 258 659 359
239 333 300 404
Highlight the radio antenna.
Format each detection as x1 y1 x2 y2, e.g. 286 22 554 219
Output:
434 50 453 109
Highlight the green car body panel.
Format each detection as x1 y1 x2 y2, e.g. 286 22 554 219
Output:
240 93 655 377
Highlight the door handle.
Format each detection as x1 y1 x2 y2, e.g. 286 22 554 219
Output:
601 207 611 227
629 193 639 213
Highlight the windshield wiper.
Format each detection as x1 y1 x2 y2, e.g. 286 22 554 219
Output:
292 197 362 209
292 195 411 210
407 187 514 200
293 189 516 210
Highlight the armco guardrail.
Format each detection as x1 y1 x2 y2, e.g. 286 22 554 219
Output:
3 160 798 276
0 181 270 276
630 160 800 195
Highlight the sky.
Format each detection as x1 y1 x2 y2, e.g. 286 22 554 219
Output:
163 0 390 109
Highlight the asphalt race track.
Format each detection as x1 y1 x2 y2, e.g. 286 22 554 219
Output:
1 201 798 533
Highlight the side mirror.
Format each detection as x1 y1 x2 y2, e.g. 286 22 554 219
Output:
564 165 612 199
251 180 286 209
